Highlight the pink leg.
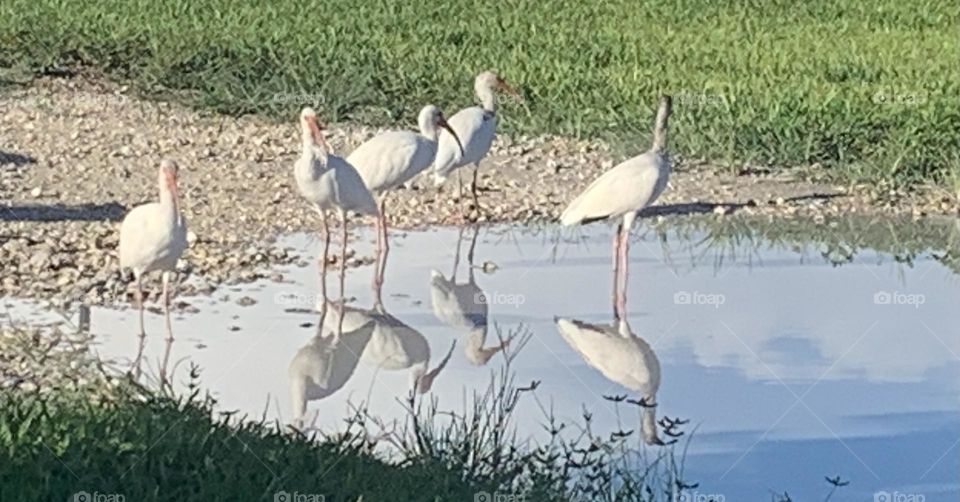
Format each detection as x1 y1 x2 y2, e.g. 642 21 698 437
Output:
319 210 330 331
456 169 466 224
618 228 629 317
338 212 348 338
132 274 146 377
378 200 389 285
611 223 623 319
470 163 480 211
160 271 174 386
372 213 382 291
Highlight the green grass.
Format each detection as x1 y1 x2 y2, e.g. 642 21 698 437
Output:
1 1 958 183
0 387 484 501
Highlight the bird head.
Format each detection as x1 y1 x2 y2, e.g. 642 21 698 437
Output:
159 158 180 212
420 105 465 156
476 71 522 103
300 107 331 153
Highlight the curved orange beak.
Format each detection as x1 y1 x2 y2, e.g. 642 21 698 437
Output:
306 116 331 152
437 116 465 157
164 168 180 216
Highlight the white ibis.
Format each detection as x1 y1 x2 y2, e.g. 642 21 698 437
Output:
347 105 464 284
429 227 512 365
560 96 672 317
119 158 188 375
295 108 378 322
555 316 664 445
288 319 375 427
432 71 521 213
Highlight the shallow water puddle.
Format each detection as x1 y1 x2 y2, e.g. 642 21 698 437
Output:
4 216 959 501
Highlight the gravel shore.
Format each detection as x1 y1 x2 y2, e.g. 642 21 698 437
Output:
2 77 957 308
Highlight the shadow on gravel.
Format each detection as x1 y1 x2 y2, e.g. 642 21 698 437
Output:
0 202 127 222
0 151 37 166
640 192 845 217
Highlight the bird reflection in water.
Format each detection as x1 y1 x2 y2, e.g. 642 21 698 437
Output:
290 231 456 426
555 285 670 445
288 316 376 428
430 226 513 365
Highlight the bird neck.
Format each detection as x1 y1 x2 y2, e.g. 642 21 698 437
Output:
651 106 670 153
301 129 315 152
158 185 181 224
477 83 497 113
411 364 428 393
299 141 329 175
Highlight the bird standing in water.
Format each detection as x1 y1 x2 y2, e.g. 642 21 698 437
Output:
560 96 672 318
119 158 188 377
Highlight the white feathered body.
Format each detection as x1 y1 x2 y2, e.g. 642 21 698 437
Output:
560 151 670 225
294 153 378 216
348 131 438 194
119 202 187 277
433 107 496 183
288 323 375 419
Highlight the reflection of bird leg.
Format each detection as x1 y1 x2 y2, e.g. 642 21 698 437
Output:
467 225 479 283
451 225 464 279
160 336 174 387
162 271 174 342
467 225 479 264
160 272 175 386
372 264 385 312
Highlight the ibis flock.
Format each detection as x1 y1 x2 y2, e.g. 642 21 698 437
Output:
118 70 673 389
